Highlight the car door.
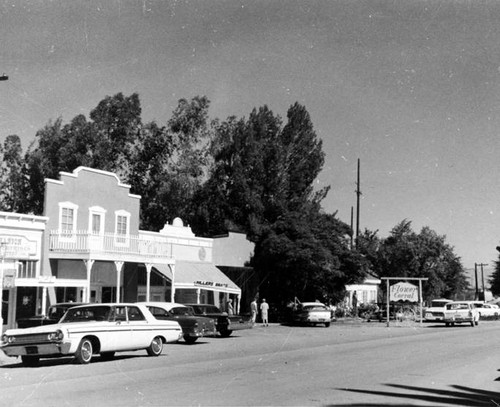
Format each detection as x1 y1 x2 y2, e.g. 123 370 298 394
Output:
126 305 151 348
101 305 133 352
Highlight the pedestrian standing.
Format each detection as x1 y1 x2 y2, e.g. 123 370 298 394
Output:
352 290 358 318
260 298 269 327
250 298 258 323
227 298 234 315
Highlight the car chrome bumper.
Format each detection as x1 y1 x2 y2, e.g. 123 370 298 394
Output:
1 341 72 357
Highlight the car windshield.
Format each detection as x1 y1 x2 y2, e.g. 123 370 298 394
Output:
61 306 112 323
48 306 71 320
170 307 195 316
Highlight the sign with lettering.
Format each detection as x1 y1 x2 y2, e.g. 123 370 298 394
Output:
0 235 38 258
194 280 228 288
390 282 418 302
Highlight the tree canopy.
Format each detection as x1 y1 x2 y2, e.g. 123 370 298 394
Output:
0 92 469 306
357 220 469 301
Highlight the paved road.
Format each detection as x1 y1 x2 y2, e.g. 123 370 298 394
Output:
1 320 500 406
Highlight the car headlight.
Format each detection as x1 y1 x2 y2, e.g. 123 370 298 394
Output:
2 334 15 344
47 329 64 342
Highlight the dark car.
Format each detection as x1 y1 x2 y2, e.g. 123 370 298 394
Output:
16 302 86 328
139 302 216 344
185 303 253 337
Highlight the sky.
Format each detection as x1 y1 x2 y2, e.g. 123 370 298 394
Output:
1 0 500 270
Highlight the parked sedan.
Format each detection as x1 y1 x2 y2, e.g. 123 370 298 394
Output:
0 303 183 366
474 303 500 319
139 302 216 344
289 302 332 327
185 303 253 337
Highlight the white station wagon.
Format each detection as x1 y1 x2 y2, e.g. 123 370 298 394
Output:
0 303 183 366
443 301 480 327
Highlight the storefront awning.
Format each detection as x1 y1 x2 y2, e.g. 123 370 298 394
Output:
152 264 173 281
174 261 241 294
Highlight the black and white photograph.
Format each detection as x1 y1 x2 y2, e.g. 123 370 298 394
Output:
2 1 500 406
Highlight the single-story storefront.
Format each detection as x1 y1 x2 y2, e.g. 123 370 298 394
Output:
0 212 48 332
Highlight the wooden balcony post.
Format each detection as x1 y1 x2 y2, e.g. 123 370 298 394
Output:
83 259 95 303
169 264 175 302
145 264 152 302
114 261 124 303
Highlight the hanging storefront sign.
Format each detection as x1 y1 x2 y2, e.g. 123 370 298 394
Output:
390 282 418 302
194 280 229 288
0 235 37 258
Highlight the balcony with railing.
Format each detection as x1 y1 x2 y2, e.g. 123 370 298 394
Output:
49 230 172 262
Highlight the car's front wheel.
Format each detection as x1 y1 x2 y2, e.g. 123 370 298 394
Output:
146 336 163 356
21 355 40 367
325 322 330 328
75 338 93 364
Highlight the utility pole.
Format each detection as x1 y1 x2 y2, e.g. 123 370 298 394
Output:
475 263 488 301
350 206 354 249
355 158 361 247
474 263 479 300
480 263 487 301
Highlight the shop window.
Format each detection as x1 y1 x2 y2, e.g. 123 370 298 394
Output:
17 260 37 279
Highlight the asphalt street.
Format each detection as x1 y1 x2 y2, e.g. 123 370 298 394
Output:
1 319 500 406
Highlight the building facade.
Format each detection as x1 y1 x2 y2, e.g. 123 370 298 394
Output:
1 166 246 332
0 212 48 331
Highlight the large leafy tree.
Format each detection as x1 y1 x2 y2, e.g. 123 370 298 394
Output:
129 96 213 231
88 92 142 177
190 102 365 304
23 93 142 214
489 254 500 297
252 207 366 305
20 93 211 228
359 220 469 301
0 135 27 212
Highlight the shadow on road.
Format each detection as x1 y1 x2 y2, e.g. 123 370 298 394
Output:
327 383 500 406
